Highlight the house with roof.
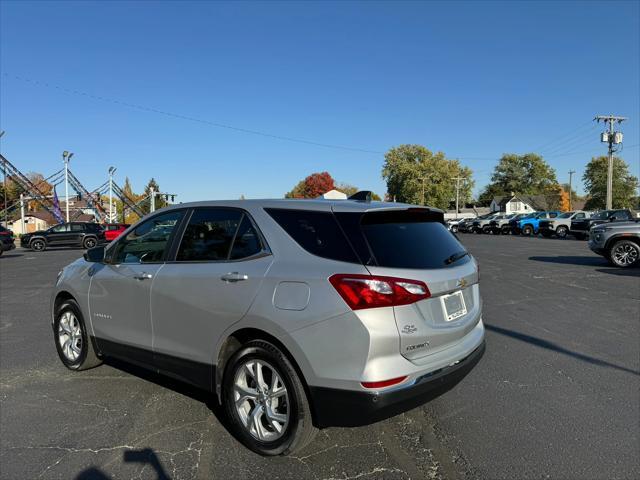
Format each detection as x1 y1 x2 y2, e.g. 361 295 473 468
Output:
490 194 550 214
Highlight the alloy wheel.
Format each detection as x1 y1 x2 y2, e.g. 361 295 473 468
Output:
58 311 83 362
233 359 289 442
84 238 96 248
32 240 45 251
612 242 639 267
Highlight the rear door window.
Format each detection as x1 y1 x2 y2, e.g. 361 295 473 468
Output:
177 209 243 261
359 210 468 269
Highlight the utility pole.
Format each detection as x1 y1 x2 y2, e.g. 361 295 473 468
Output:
452 177 465 219
150 187 155 213
62 151 74 222
595 115 627 210
568 170 575 211
108 167 116 222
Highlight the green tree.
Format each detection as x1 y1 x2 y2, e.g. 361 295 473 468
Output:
141 178 165 214
583 156 639 210
382 145 474 209
479 153 558 205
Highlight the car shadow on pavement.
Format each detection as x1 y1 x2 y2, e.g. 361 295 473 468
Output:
75 448 170 480
0 253 23 258
595 268 640 277
485 324 639 377
528 255 607 266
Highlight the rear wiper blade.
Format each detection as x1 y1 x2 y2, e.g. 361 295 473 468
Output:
444 251 469 265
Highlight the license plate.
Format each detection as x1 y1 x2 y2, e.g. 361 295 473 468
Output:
440 290 467 322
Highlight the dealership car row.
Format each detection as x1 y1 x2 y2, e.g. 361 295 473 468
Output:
447 208 640 268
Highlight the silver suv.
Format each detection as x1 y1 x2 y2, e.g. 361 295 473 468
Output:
589 220 640 267
51 198 485 455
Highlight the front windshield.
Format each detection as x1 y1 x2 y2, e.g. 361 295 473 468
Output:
558 212 574 219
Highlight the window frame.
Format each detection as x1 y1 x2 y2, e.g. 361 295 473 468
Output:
105 208 189 265
166 207 271 264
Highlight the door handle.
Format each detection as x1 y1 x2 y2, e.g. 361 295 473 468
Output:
220 272 248 283
133 272 153 280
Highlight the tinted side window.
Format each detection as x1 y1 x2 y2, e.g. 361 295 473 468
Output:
50 224 69 233
549 212 558 218
111 211 184 264
265 209 359 263
575 213 585 219
230 215 263 260
177 209 242 261
70 224 84 232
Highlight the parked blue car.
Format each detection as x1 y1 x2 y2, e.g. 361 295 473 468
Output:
518 211 561 236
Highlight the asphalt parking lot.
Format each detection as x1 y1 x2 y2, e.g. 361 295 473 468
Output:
1 236 638 480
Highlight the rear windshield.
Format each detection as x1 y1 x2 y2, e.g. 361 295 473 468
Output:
359 210 468 269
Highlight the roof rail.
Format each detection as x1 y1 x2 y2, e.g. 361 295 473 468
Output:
348 191 372 202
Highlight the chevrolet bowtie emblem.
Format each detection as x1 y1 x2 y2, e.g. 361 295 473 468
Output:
457 278 468 288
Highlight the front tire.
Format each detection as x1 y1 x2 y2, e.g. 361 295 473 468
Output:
522 225 534 236
54 299 102 370
222 340 317 456
608 240 640 268
556 226 568 238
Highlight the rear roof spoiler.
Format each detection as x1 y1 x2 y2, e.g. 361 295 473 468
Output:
348 191 372 202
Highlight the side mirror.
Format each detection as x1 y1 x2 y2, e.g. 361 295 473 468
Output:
84 245 106 263
609 216 617 222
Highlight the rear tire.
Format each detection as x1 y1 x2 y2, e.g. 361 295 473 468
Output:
54 299 102 371
31 239 46 251
608 240 640 268
556 226 568 238
222 340 317 456
83 237 97 249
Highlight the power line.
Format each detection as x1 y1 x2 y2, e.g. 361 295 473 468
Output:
532 119 594 153
5 73 383 155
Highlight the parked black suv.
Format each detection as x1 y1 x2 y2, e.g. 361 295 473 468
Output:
570 209 638 240
20 222 105 251
0 226 16 256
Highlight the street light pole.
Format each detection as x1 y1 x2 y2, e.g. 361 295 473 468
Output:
20 193 25 234
62 151 73 222
1 131 6 227
108 167 116 222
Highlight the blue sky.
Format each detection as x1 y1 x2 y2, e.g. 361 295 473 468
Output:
1 0 638 202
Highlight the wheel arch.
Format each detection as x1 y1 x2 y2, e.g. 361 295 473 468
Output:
605 234 640 252
215 327 317 422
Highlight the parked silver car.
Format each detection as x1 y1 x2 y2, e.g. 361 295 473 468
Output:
51 198 485 455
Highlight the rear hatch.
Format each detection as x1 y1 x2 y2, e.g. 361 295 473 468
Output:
334 208 479 362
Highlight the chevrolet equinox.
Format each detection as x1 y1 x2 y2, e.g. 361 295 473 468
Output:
51 197 485 455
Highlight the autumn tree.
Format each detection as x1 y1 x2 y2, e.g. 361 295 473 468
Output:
478 153 558 205
285 172 335 198
382 145 474 209
583 156 638 210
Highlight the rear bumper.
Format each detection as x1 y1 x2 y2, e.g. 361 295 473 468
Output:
309 340 485 428
0 241 15 251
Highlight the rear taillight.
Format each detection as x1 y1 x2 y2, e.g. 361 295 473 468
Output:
329 274 430 310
